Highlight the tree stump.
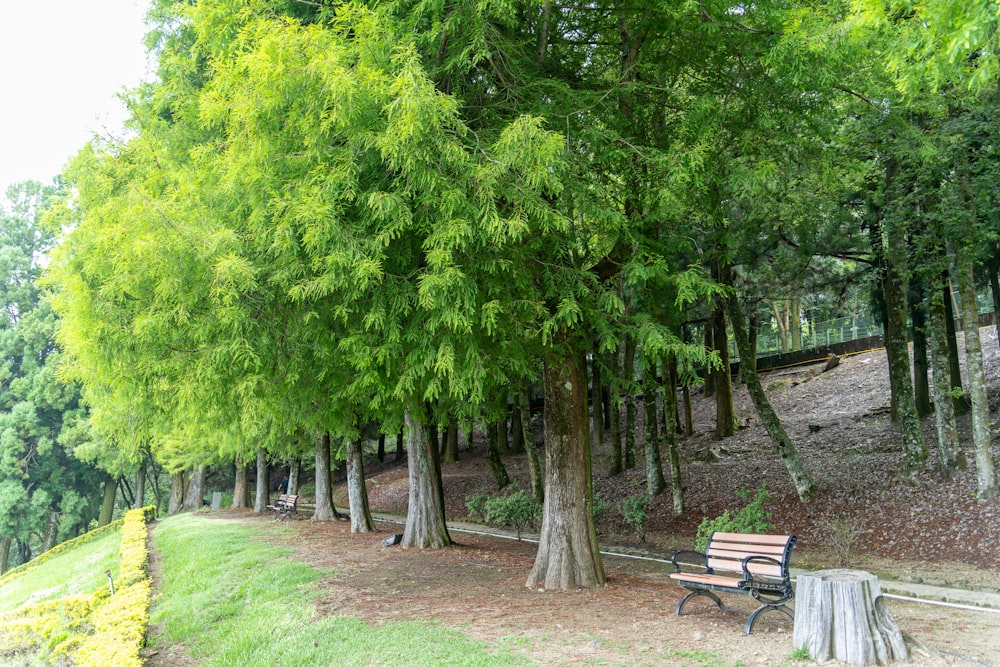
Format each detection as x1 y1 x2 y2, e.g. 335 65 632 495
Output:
793 569 908 666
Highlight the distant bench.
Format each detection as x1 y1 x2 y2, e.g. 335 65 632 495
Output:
668 532 797 634
266 494 298 520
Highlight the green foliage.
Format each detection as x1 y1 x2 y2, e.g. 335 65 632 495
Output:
464 490 490 522
696 485 774 552
619 495 650 542
482 488 541 540
591 492 611 522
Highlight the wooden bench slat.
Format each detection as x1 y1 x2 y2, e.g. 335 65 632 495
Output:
669 572 743 588
707 557 783 578
710 532 793 546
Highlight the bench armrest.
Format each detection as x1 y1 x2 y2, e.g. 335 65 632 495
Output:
670 549 709 573
739 555 784 584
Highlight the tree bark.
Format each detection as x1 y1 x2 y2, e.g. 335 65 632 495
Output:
377 434 386 463
943 279 969 415
727 289 817 502
288 458 300 496
990 269 1000 347
789 297 802 351
591 353 605 454
443 415 459 462
511 402 525 453
168 471 186 514
526 347 605 590
0 535 10 574
954 244 999 501
346 438 374 532
794 570 908 665
42 511 59 552
910 281 932 417
485 420 511 489
185 464 206 512
608 347 623 477
623 335 637 469
232 456 252 509
402 403 452 548
712 303 739 439
518 382 545 504
134 463 146 509
663 361 684 515
396 428 405 460
928 276 965 480
99 477 117 526
313 432 338 520
251 451 268 513
642 364 667 497
882 211 928 479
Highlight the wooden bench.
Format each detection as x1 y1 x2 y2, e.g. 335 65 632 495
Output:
669 532 797 634
266 494 298 520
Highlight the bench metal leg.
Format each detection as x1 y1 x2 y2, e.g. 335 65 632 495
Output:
744 603 793 635
676 589 726 616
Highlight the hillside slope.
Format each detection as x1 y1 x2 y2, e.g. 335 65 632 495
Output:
360 326 1000 587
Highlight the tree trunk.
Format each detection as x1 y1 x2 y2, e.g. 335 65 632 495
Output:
42 511 59 552
396 428 405 460
682 383 693 436
712 303 739 439
789 297 802 351
464 422 475 450
642 365 667 497
794 570 908 665
591 353 605 454
519 382 544 504
0 535 10 574
402 403 452 548
313 432 338 520
250 450 267 513
943 279 969 415
486 420 511 489
288 458 300 496
608 347 623 477
526 347 605 590
990 269 1000 347
346 438 374 532
623 335 637 469
910 280 932 417
511 400 525 453
928 276 965 480
443 415 459 462
727 290 817 502
703 321 716 398
377 435 386 463
232 456 251 509
168 471 186 514
883 211 928 479
954 244 999 501
99 477 117 526
663 361 684 515
185 464 207 512
134 464 146 509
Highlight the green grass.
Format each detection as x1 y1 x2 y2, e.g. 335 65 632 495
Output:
0 530 121 613
151 514 534 666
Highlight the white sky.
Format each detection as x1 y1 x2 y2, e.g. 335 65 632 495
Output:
0 0 151 195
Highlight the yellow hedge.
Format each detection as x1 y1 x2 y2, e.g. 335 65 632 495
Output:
0 506 156 666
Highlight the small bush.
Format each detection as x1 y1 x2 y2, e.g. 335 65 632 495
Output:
819 513 867 567
620 495 649 542
483 487 541 540
696 485 774 551
464 490 490 522
591 492 611 521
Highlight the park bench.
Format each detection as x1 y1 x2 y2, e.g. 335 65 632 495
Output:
668 532 797 635
266 494 298 520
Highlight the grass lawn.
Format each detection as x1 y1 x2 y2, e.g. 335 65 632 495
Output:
0 530 121 614
150 513 534 666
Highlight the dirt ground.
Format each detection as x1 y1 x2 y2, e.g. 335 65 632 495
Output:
148 328 1000 665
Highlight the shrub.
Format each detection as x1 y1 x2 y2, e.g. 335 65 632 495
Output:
620 495 650 542
591 492 611 522
819 513 867 567
696 485 774 551
464 490 490 522
481 486 541 540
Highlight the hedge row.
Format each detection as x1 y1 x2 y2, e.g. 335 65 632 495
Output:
0 506 156 666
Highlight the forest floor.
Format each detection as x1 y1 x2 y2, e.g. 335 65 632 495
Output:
304 326 1000 665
